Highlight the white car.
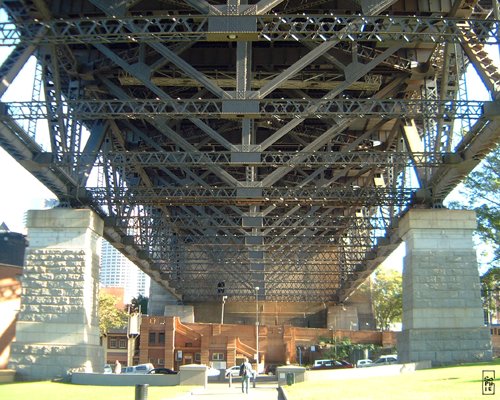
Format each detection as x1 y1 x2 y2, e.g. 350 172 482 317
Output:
123 363 155 374
207 367 221 377
103 364 112 374
371 355 398 366
225 365 241 377
356 359 372 368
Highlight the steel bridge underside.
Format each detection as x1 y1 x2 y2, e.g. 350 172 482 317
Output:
0 0 499 303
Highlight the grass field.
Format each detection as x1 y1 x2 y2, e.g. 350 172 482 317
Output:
285 360 500 400
1 360 499 400
0 381 195 400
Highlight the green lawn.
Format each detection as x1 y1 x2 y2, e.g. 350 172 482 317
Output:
0 381 195 400
2 361 499 400
285 360 500 400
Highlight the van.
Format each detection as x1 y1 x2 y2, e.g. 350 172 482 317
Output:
123 363 154 374
313 359 332 368
372 355 398 366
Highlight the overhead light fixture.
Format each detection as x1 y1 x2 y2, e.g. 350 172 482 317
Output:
374 173 385 187
227 34 237 40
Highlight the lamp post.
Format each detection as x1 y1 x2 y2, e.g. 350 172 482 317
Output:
255 286 259 369
221 295 227 324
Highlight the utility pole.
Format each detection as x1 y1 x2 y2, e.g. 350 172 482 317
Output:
221 295 227 324
255 286 259 370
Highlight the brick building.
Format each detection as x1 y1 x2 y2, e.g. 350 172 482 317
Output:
137 316 396 370
0 225 27 370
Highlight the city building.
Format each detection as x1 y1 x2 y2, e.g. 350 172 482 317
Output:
99 240 150 303
0 223 27 371
137 316 397 371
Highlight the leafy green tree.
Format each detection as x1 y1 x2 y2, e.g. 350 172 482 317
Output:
371 268 402 331
130 294 148 314
318 336 377 361
481 267 500 324
98 292 128 335
448 146 499 268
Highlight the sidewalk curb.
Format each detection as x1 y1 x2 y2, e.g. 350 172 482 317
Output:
278 385 289 400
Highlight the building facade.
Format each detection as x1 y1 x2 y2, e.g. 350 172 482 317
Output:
100 240 150 303
137 316 396 370
0 225 27 370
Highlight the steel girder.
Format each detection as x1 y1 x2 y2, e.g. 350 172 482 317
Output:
0 0 499 303
0 15 498 45
0 98 490 119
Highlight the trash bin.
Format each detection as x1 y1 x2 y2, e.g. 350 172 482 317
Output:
286 372 295 386
135 384 149 400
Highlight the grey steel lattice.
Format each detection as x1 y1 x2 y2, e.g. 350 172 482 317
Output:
0 0 499 302
0 98 488 119
0 15 498 45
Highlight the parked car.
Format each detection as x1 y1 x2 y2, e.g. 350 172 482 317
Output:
356 359 373 368
371 355 398 366
338 360 354 368
123 363 155 374
312 359 332 368
103 364 112 374
207 366 221 377
311 360 352 370
225 365 241 377
147 368 178 375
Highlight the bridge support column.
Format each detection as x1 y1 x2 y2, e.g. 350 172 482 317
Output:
398 209 492 365
9 209 104 380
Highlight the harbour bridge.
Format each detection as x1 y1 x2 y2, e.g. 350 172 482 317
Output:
0 0 499 305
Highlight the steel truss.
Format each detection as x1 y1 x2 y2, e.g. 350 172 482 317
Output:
0 98 488 120
0 0 499 303
0 15 498 45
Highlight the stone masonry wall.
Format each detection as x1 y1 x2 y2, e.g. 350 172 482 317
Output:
398 209 492 365
9 209 103 381
10 248 103 380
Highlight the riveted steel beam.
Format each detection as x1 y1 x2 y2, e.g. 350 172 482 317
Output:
1 98 487 119
1 15 497 45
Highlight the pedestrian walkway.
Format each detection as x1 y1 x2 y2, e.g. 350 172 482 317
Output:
177 382 280 400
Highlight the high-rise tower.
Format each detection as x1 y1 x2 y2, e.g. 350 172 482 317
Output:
99 240 149 303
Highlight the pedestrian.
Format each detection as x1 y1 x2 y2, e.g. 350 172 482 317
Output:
115 360 122 374
240 357 254 394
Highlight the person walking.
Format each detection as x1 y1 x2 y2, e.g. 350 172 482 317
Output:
240 357 254 394
115 360 122 374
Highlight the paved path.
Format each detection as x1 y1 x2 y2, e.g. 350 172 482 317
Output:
176 382 280 400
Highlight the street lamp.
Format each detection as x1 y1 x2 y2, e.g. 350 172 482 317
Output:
255 286 259 369
221 295 227 324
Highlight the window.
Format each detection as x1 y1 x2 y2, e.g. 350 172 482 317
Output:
149 332 156 344
158 358 164 366
119 339 127 349
185 342 192 347
109 338 117 349
194 353 201 362
158 332 165 344
212 352 225 361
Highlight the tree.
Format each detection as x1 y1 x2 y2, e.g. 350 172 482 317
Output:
130 294 148 314
481 267 500 325
319 336 376 361
98 292 128 335
371 268 402 331
448 146 499 268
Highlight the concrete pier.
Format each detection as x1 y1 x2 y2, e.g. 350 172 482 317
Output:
9 209 104 380
398 209 492 365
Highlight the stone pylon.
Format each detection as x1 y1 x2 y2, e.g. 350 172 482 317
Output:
398 209 492 365
9 209 104 380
